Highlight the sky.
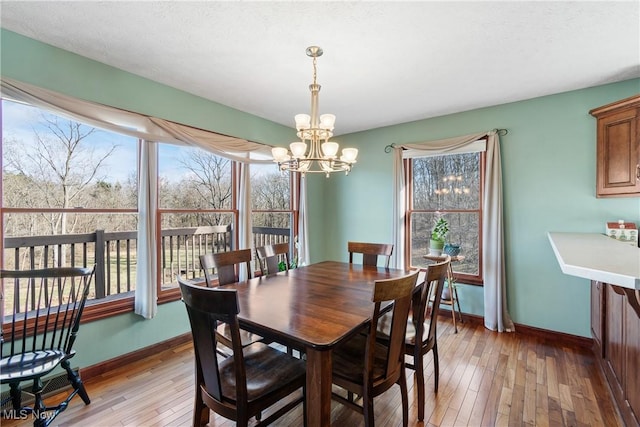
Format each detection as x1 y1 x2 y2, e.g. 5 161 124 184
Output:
1 99 265 184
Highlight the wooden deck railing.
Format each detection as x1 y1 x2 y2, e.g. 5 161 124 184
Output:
3 226 291 305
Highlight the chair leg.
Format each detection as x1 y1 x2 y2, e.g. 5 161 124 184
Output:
62 360 90 405
193 388 209 426
414 350 425 421
433 343 440 393
9 382 22 411
399 369 409 427
32 378 46 427
302 384 308 427
363 391 375 427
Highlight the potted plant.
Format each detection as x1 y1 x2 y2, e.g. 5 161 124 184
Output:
429 215 449 256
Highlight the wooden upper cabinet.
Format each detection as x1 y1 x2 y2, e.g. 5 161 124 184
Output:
590 95 640 198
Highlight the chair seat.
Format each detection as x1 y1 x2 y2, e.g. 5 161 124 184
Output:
377 310 431 347
332 333 389 385
218 342 306 403
0 350 65 382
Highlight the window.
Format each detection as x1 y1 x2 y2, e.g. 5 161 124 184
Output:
406 150 484 284
250 163 297 270
158 143 236 287
2 97 298 321
2 98 140 319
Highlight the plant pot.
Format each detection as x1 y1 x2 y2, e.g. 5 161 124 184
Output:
442 283 451 301
443 243 461 256
429 239 444 256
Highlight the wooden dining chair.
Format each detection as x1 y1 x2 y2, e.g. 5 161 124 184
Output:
178 279 306 427
1 266 95 427
199 249 262 354
377 256 449 421
331 270 419 427
200 248 252 286
254 242 300 357
255 242 290 276
347 241 394 268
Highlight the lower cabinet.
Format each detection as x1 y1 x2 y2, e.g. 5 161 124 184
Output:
591 281 640 426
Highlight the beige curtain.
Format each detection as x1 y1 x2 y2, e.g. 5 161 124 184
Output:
1 77 274 162
297 177 310 267
393 130 514 332
237 161 252 281
135 141 158 319
391 147 405 269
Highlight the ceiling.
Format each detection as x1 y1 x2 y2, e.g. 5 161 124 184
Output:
1 1 639 135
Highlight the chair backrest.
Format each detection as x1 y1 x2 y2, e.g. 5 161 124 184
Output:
0 266 95 358
348 241 393 268
177 276 247 405
368 270 418 380
200 249 252 286
255 242 290 276
415 257 450 345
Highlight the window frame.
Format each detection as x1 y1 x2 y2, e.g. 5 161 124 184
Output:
404 149 486 286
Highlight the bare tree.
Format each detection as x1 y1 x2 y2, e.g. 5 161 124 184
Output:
3 113 116 264
251 171 290 228
177 149 232 226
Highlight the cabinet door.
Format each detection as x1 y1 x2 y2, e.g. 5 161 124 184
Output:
591 281 604 356
625 298 640 425
596 107 640 197
605 285 625 395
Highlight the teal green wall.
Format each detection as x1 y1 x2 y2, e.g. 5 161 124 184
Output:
2 27 639 375
322 79 640 337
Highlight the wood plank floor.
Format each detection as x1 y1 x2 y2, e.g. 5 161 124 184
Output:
2 316 623 426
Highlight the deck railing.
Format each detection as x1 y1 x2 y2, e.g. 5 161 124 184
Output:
3 226 291 306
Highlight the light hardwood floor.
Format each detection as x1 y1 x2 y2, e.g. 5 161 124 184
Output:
3 316 623 426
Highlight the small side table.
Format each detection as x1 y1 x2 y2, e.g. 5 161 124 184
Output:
424 254 464 333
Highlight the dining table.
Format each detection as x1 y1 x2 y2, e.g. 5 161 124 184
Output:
218 260 417 427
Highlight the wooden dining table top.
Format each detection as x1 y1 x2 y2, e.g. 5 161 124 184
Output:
219 260 417 350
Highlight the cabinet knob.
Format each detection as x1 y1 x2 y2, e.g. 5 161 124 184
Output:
637 164 640 181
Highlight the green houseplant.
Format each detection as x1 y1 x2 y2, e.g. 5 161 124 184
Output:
429 215 449 255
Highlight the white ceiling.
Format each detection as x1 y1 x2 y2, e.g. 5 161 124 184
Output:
1 1 639 135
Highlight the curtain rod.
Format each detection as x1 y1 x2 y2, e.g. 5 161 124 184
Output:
383 128 508 153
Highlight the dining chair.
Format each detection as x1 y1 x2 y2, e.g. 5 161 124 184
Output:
178 278 306 427
331 270 419 427
377 256 449 421
199 249 262 354
200 248 252 286
0 266 95 427
347 241 394 268
255 242 290 276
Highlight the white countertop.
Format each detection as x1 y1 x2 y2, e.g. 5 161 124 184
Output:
548 232 640 289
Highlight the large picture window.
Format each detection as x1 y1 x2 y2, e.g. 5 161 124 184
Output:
1 96 297 322
2 99 140 315
407 151 484 284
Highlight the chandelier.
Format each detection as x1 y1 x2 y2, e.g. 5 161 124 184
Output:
271 46 358 177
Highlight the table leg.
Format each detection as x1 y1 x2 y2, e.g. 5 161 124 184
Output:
306 348 332 426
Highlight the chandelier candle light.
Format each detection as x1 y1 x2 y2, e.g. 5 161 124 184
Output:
271 46 358 177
